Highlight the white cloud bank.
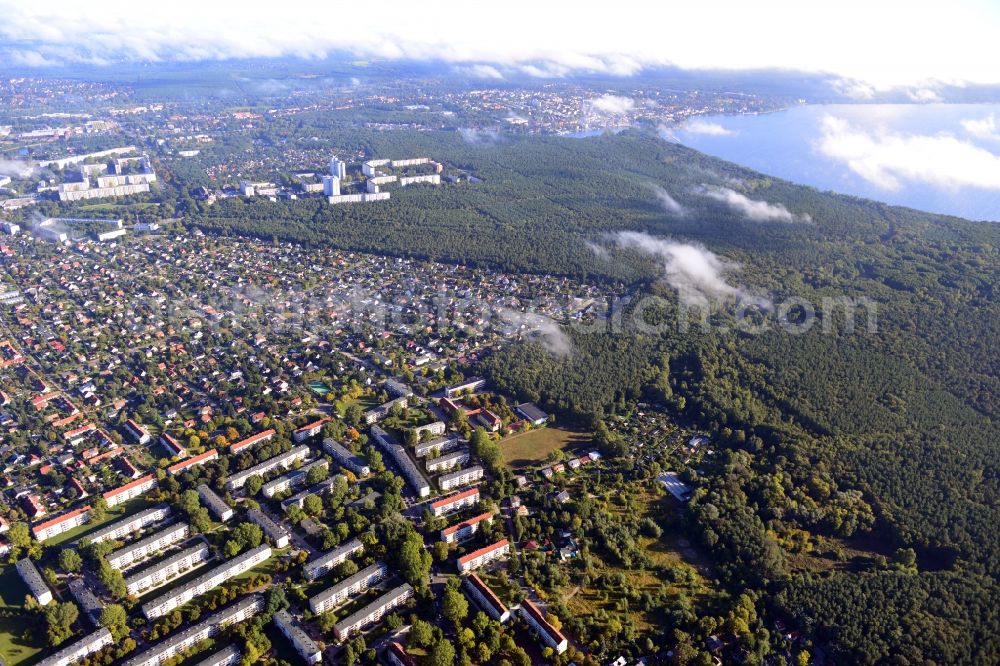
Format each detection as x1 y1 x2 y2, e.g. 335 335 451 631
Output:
682 119 735 136
498 309 572 357
961 113 1000 142
699 186 806 222
605 232 747 308
1 1 999 89
649 185 688 217
816 115 1000 191
588 95 635 115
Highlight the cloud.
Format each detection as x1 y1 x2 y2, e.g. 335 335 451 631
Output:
682 119 735 136
458 127 503 145
816 115 1000 191
497 308 572 357
588 95 635 115
698 185 805 222
648 185 688 217
0 159 37 178
907 87 943 103
454 63 504 79
961 113 1000 141
829 78 876 100
604 231 755 308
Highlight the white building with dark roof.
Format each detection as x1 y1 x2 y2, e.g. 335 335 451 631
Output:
85 504 171 545
226 445 310 490
309 561 388 614
198 484 234 522
303 537 364 581
323 438 371 477
35 627 112 666
106 522 189 570
16 557 52 605
273 609 322 665
245 508 290 548
438 465 484 491
124 541 210 597
333 583 414 640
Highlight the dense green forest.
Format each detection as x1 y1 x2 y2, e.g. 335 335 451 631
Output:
189 128 999 662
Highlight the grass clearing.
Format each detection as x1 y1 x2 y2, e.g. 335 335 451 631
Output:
501 427 592 469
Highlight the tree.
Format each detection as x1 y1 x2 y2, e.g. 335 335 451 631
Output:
264 586 289 619
433 540 450 563
306 464 328 485
44 601 79 646
429 638 456 666
303 494 324 517
89 496 108 522
58 549 82 573
99 604 129 640
408 619 435 648
8 523 30 549
245 475 264 496
442 585 469 628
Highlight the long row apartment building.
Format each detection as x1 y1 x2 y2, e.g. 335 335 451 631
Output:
226 445 310 490
125 541 211 597
309 561 388 614
141 545 271 619
107 522 189 570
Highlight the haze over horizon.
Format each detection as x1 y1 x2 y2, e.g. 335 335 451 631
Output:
2 0 998 96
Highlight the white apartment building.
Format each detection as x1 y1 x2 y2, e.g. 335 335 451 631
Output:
36 628 113 666
141 545 271 619
309 561 388 614
125 595 263 666
198 484 234 522
103 474 157 508
457 539 509 573
87 504 171 545
125 542 210 597
441 512 493 544
425 448 469 474
438 465 485 491
273 609 322 665
333 583 414 640
430 487 480 517
245 508 290 548
519 599 569 654
226 445 310 490
302 537 364 581
107 522 189 570
16 557 52 605
323 438 371 477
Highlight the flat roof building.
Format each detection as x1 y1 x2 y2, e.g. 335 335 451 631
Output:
85 504 171 545
16 557 52 605
413 433 465 458
333 583 414 640
371 426 430 498
198 484 234 522
303 537 364 581
309 561 388 615
226 445 310 490
273 609 322 665
107 522 189 570
439 465 485 491
193 645 240 666
124 541 210 597
125 595 263 666
141 545 271 619
425 448 469 474
35 627 112 666
323 438 371 477
68 577 103 626
245 508 291 548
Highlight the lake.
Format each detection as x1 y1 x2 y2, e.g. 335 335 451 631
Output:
670 103 1000 222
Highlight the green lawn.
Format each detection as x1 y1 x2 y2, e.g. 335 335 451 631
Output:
0 567 44 666
501 427 592 469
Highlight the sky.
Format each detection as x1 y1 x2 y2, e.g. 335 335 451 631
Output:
0 0 998 91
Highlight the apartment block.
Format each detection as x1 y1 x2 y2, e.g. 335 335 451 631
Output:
430 487 480 517
323 438 371 477
457 538 509 573
86 504 171 545
273 609 322 665
438 465 484 491
16 557 52 605
333 583 414 640
125 595 263 666
125 542 210 597
35 628 112 666
425 448 469 474
462 573 510 623
302 537 364 581
107 522 189 570
198 484 234 522
226 445 310 490
103 474 156 508
245 508 290 548
141 545 271 619
309 561 388 614
32 506 90 542
441 512 493 544
519 599 569 654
